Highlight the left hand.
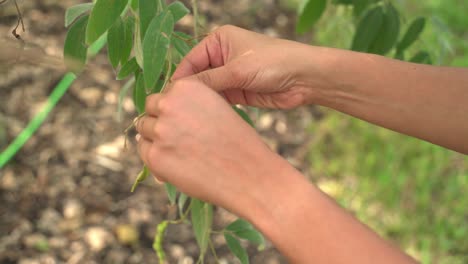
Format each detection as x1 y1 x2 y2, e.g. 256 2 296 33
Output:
135 78 280 219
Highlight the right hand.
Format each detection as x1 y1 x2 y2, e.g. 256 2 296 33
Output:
173 25 325 109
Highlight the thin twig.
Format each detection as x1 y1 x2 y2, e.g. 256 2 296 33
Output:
12 0 25 39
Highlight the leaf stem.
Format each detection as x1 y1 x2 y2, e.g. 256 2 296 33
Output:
191 0 199 38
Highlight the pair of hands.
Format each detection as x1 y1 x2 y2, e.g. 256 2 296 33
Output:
135 26 317 218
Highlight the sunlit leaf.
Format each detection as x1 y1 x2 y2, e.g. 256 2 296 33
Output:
65 3 93 27
296 0 327 34
351 6 384 52
143 11 175 89
86 0 128 45
64 15 89 74
225 233 249 264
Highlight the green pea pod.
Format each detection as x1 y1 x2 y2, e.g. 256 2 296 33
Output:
153 221 169 263
131 165 149 192
351 6 384 52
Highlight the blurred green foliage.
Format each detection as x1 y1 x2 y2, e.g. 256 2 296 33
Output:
299 1 468 263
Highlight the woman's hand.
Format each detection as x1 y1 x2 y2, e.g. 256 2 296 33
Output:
135 78 283 219
173 25 329 109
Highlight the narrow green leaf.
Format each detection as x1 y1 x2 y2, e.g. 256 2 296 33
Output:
165 183 177 205
131 166 149 192
64 15 89 74
235 229 265 245
65 3 93 27
139 0 159 41
397 17 426 52
178 193 188 214
368 3 400 55
86 0 128 45
107 17 125 68
118 58 139 80
296 0 327 34
172 33 192 56
143 12 175 89
224 233 249 264
121 17 135 65
191 199 213 259
334 0 353 5
226 219 254 233
226 219 265 246
410 51 432 64
351 6 384 52
233 106 254 127
134 71 147 114
134 16 144 68
167 1 190 22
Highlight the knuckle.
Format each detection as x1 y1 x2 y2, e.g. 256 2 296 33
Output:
157 96 171 114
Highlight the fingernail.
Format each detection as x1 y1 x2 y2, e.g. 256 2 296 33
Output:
135 134 141 142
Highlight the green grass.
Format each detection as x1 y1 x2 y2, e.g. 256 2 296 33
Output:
308 110 468 264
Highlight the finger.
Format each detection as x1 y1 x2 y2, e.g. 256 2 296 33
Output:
136 116 158 140
145 93 164 116
136 135 165 184
188 65 241 92
136 134 151 166
172 30 225 80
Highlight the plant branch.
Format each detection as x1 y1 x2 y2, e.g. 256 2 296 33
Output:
191 0 199 38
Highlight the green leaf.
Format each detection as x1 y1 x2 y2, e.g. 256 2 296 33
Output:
165 183 177 205
65 3 93 27
139 0 159 41
352 0 375 18
225 233 249 264
130 0 139 11
191 199 213 260
351 6 384 52
397 17 426 52
226 219 265 246
86 0 128 45
333 0 353 5
143 11 175 90
172 33 192 56
107 17 125 68
410 51 432 64
118 58 140 80
121 17 135 65
167 1 190 22
134 71 147 114
131 166 149 192
64 15 89 74
296 0 327 34
226 219 254 233
368 3 400 55
233 106 254 127
134 16 144 68
178 193 188 213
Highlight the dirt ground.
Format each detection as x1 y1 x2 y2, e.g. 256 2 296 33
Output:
0 0 323 263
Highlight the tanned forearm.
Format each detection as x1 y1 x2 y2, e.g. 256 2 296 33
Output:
247 154 417 264
304 47 468 154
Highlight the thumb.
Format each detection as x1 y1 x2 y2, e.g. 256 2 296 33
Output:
190 65 243 92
